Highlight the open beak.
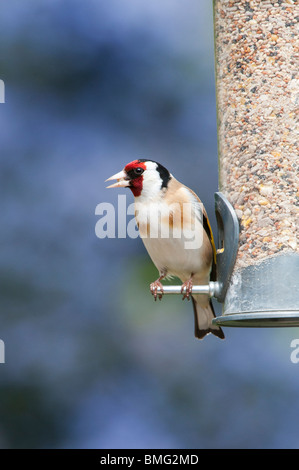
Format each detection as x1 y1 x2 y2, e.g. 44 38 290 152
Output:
105 170 130 189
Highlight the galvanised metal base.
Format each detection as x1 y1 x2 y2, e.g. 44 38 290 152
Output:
213 253 299 328
213 312 299 327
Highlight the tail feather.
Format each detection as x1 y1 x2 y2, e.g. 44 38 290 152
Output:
191 296 225 340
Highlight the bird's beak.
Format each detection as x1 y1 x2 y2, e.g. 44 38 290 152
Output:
105 170 130 188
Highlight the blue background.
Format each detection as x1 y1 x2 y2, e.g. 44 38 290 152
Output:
0 0 298 449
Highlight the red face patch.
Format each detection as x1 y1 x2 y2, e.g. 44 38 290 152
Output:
124 160 147 197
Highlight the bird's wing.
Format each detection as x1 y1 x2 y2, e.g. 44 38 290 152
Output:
181 185 217 281
163 177 216 261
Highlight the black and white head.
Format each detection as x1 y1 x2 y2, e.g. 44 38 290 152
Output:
106 159 172 199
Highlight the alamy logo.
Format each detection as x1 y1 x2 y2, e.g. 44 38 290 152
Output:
290 339 299 364
0 340 5 363
0 80 5 103
95 195 204 249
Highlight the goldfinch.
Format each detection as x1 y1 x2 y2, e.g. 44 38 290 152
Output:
106 159 224 340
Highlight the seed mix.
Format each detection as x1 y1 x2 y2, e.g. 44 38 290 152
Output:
213 0 298 269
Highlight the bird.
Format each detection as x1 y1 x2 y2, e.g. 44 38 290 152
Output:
106 159 224 340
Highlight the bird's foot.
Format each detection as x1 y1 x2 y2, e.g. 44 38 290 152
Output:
150 280 164 301
181 279 193 301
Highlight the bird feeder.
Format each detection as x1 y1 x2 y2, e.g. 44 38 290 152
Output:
212 0 299 327
153 0 299 329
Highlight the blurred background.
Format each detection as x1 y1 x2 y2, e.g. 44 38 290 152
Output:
0 0 298 449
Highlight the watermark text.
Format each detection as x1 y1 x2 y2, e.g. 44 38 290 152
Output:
290 339 299 364
0 80 5 103
95 195 203 249
0 339 5 363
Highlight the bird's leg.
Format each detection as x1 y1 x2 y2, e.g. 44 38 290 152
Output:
150 273 166 301
181 275 193 301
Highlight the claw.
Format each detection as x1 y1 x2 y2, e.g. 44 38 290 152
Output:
150 280 164 301
181 279 193 301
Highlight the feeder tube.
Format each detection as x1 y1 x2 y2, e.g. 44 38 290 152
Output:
213 0 299 327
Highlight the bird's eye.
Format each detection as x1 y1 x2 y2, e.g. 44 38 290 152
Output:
134 167 144 175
